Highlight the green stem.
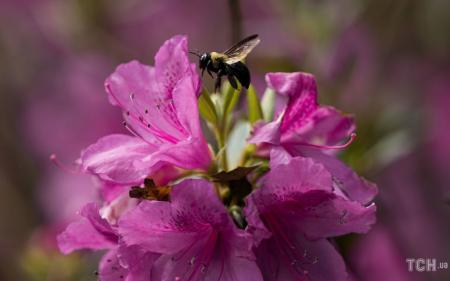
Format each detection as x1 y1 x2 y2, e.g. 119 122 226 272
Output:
216 120 229 171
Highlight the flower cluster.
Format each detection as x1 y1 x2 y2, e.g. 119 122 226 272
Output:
58 35 377 281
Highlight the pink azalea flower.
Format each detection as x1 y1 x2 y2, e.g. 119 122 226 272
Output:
57 202 158 281
244 149 376 281
81 35 212 186
249 72 377 204
119 179 263 281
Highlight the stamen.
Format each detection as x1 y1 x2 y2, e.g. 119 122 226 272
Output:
128 92 179 144
298 133 356 150
123 121 143 139
49 154 80 174
107 85 163 144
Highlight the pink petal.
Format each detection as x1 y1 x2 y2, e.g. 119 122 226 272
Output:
98 249 128 281
151 229 262 281
255 235 348 281
243 195 272 246
292 147 378 204
105 60 186 143
268 146 293 167
169 179 231 227
119 180 230 255
119 179 261 280
283 190 377 239
57 203 117 254
104 36 201 145
256 157 333 212
266 72 317 98
116 244 159 281
99 36 211 178
119 200 200 255
99 181 130 203
248 119 282 145
80 134 156 185
171 75 204 139
266 72 319 135
154 35 201 96
282 106 355 146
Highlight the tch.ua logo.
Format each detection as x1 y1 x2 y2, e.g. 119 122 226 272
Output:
406 258 448 272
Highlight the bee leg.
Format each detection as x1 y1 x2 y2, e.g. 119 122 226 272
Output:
207 69 214 78
228 74 238 90
204 60 213 78
214 69 225 92
214 76 222 93
201 68 205 77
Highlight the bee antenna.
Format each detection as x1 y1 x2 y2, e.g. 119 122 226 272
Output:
188 50 201 57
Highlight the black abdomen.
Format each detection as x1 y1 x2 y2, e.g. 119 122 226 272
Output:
229 61 250 89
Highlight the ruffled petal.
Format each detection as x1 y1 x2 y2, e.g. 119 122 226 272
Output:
99 181 130 203
255 157 333 211
120 179 261 280
248 119 282 145
57 203 117 254
169 179 231 228
151 228 262 281
266 72 317 99
266 72 319 134
154 35 200 97
268 146 293 167
80 134 156 185
282 106 355 146
119 200 200 255
293 192 376 239
99 36 211 178
98 249 128 281
291 147 378 204
244 195 272 246
105 61 170 144
255 235 348 281
104 36 201 145
171 75 205 141
116 244 160 281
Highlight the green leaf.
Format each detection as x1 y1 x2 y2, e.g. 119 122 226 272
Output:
198 88 218 125
247 85 263 124
223 82 241 117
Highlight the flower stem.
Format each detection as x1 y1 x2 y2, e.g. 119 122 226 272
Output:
215 120 229 171
228 0 243 43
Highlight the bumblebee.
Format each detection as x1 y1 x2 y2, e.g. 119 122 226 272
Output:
191 34 260 92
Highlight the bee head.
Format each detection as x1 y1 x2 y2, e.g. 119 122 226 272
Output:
199 53 211 70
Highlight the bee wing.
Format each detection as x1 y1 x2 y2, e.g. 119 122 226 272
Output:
223 34 260 64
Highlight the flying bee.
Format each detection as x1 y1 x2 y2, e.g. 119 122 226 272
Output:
190 34 260 92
